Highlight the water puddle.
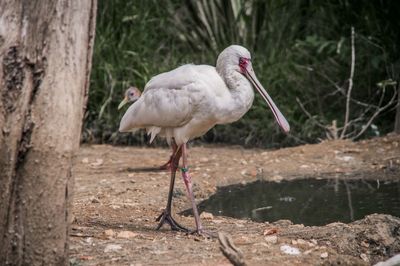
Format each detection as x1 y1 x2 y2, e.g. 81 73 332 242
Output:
195 178 400 226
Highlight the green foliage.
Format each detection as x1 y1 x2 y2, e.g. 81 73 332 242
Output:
85 0 186 145
86 0 400 147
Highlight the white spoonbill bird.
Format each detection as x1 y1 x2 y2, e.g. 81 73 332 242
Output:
118 45 290 235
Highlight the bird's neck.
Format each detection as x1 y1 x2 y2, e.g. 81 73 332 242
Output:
215 69 255 124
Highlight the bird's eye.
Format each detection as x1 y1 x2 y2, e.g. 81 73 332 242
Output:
239 57 249 73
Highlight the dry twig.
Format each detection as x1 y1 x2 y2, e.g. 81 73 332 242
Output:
218 232 247 266
341 26 356 138
297 26 397 141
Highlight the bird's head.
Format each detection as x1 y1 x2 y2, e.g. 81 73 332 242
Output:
217 45 290 133
118 86 141 110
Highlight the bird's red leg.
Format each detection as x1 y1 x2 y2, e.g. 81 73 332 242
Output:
181 143 205 234
159 142 177 170
156 145 189 232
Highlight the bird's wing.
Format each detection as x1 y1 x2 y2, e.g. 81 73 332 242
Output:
119 64 220 132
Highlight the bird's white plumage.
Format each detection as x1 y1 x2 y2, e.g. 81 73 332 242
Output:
119 45 288 145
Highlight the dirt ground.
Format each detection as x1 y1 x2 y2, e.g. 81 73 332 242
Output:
70 134 400 265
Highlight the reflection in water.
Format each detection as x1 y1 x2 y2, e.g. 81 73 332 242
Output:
194 179 400 226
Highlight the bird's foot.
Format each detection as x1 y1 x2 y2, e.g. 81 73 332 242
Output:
156 210 189 232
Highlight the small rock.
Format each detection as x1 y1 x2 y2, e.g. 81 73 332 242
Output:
264 235 278 244
272 219 293 227
320 252 328 259
103 229 115 238
296 239 308 246
360 253 369 262
291 240 298 245
90 158 104 167
90 197 100 203
303 249 313 255
241 160 248 165
374 254 400 266
81 157 89 164
336 155 354 162
360 241 369 248
117 230 137 239
104 244 122 253
263 227 278 236
271 175 283 182
280 245 301 255
200 212 214 220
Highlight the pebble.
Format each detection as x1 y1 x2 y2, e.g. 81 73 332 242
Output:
320 252 328 259
263 227 278 236
200 212 214 220
264 235 278 244
296 239 308 245
360 253 369 262
271 175 283 182
103 229 115 238
104 244 122 253
90 158 104 167
280 245 301 255
90 197 100 203
303 249 313 255
117 230 138 239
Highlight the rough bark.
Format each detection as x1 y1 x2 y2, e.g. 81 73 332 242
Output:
0 0 97 265
394 81 400 134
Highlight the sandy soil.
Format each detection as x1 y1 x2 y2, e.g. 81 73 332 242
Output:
70 134 400 265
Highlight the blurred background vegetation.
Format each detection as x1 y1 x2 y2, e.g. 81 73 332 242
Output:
84 0 400 148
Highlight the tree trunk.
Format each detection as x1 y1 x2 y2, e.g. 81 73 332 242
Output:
394 81 400 134
0 1 97 265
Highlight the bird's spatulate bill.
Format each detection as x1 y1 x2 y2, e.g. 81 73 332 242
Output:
245 64 290 133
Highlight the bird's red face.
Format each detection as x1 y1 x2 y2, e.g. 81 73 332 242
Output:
239 57 251 74
238 56 290 133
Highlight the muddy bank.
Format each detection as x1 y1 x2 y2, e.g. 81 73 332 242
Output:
70 135 400 265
